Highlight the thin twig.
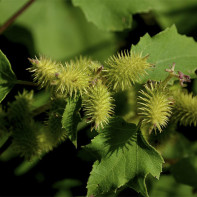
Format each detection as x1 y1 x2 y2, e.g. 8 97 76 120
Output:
0 0 36 35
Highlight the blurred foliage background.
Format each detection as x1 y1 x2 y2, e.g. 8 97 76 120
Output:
0 0 197 196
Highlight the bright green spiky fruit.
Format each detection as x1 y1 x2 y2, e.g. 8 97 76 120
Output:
104 51 152 91
172 90 197 126
82 80 114 131
138 82 172 133
29 56 102 97
28 56 60 89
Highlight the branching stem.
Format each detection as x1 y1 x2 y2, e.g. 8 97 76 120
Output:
0 0 36 35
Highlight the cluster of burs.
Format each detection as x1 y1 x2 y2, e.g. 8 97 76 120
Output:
0 51 197 160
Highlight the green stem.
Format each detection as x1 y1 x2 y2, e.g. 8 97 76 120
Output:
161 74 174 88
0 137 12 156
0 0 36 35
136 119 143 133
32 102 51 117
15 80 37 87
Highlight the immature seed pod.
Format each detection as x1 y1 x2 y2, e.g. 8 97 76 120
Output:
104 51 152 91
56 60 93 97
137 82 172 133
8 90 41 160
28 56 60 89
8 90 34 127
82 80 114 131
172 90 197 126
12 122 42 160
44 98 67 150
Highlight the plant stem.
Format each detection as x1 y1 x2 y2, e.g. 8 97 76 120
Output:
136 119 143 133
0 0 35 35
161 74 174 88
0 137 12 156
32 102 51 117
15 80 37 87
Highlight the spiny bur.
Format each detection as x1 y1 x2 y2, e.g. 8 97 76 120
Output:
56 58 101 97
137 82 172 133
28 56 60 89
29 56 101 97
12 122 42 160
8 90 34 126
104 51 152 91
42 97 67 151
82 80 114 131
8 90 41 160
172 90 197 126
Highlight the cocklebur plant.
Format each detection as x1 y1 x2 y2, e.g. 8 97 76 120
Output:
1 26 197 197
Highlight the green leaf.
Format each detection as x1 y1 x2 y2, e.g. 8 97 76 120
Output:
0 50 16 103
86 117 164 197
150 175 196 197
153 0 197 34
155 132 192 160
62 96 82 148
72 0 162 31
0 0 118 61
171 156 197 188
131 25 197 82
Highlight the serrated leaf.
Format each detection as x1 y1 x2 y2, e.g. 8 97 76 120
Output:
0 0 118 61
72 0 162 31
86 117 164 197
62 96 82 148
131 25 197 83
171 156 197 188
0 50 16 103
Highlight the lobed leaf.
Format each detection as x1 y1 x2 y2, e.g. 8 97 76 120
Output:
85 117 164 197
72 0 162 31
0 0 118 61
131 25 197 82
